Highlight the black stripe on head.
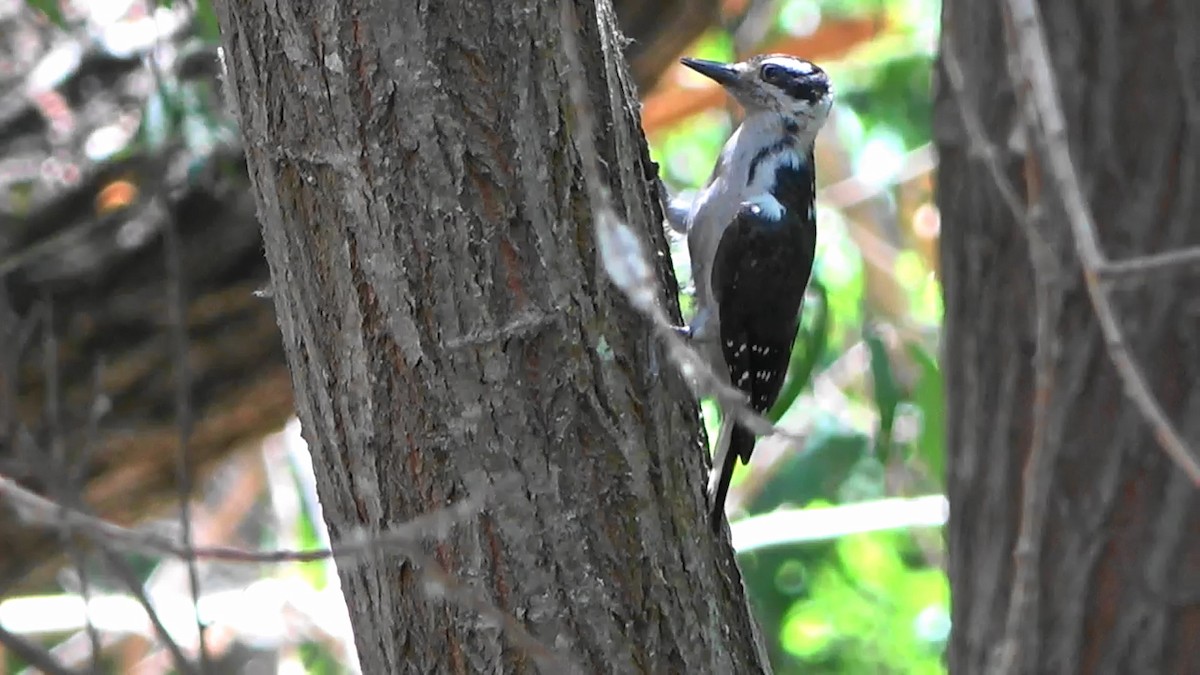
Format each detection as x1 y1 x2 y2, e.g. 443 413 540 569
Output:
759 57 829 104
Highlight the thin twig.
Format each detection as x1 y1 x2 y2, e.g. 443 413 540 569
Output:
161 195 210 671
955 1 1200 671
2 469 575 667
42 299 105 674
0 470 576 667
819 143 937 211
0 624 82 675
95 546 199 675
0 472 517 565
143 13 210 664
944 27 1065 675
1001 0 1200 484
940 36 1030 226
1099 246 1200 281
0 470 574 672
728 0 781 57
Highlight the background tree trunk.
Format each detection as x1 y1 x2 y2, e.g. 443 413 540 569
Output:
212 0 765 672
937 0 1200 672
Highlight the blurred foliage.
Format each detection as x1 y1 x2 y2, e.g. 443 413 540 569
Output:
12 0 946 672
650 0 946 672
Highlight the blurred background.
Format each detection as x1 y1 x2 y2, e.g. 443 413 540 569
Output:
0 0 945 672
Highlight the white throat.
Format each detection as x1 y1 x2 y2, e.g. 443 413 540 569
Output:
691 113 807 223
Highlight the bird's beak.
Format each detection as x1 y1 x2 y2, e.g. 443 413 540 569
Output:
680 58 740 87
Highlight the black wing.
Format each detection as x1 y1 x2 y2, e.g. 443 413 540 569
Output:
707 150 817 532
711 198 816 457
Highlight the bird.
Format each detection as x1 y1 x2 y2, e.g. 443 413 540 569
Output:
664 53 833 531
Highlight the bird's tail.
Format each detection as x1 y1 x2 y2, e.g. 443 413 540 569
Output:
708 419 756 532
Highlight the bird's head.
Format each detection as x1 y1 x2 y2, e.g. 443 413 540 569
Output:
680 53 833 134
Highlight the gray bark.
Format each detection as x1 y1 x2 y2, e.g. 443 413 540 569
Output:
937 0 1200 672
0 0 716 596
211 0 767 673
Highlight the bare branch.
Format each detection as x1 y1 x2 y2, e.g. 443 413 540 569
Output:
94 546 199 675
1000 0 1200 485
940 36 1032 228
0 472 518 565
0 469 576 672
943 1 1200 671
37 299 105 672
0 624 82 675
1100 247 1200 281
161 190 210 670
944 33 1067 675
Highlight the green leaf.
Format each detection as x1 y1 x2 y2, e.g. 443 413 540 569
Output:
687 28 735 63
194 0 222 42
27 0 65 27
864 324 900 456
780 606 837 659
837 530 905 592
906 341 945 487
768 280 830 421
298 640 344 674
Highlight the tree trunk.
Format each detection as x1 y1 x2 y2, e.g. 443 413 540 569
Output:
0 0 714 595
212 0 766 672
937 0 1200 672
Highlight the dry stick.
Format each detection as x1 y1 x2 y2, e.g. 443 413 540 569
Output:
940 40 1028 226
0 624 82 675
94 546 199 675
1000 85 1062 675
0 472 574 671
942 35 1065 675
1100 246 1200 280
729 0 782 66
39 299 104 673
1001 0 1200 484
142 21 210 668
161 197 210 672
0 472 517 565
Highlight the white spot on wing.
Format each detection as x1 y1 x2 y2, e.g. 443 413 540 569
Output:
746 193 784 221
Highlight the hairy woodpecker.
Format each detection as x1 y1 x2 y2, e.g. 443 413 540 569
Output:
669 54 833 531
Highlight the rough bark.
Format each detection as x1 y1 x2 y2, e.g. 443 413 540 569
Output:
0 0 715 594
212 0 765 673
937 0 1200 672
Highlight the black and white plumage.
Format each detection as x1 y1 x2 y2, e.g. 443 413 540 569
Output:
667 54 833 531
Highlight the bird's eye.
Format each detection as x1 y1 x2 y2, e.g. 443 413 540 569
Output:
760 63 783 81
